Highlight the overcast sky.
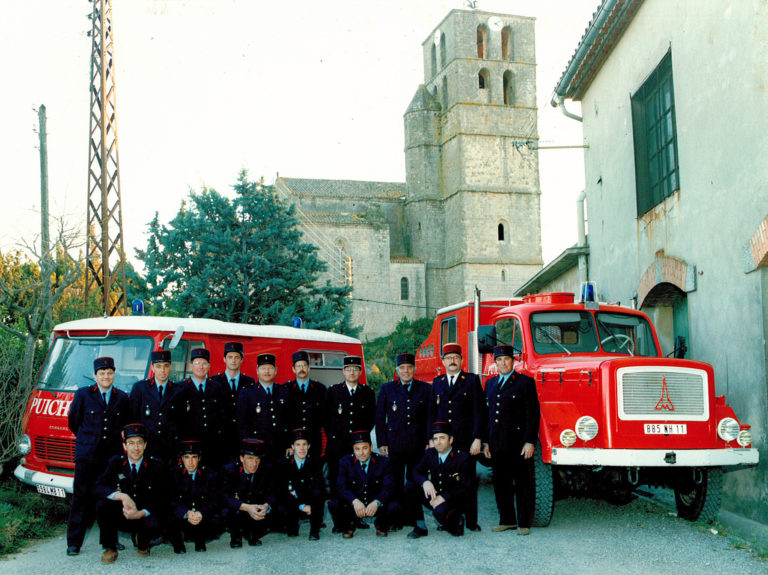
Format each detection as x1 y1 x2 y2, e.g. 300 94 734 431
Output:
1 0 598 268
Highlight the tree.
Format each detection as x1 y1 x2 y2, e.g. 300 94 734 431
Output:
137 171 357 335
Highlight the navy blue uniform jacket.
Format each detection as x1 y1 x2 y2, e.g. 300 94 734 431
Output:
412 447 473 503
375 379 430 452
336 453 395 506
275 454 326 507
221 461 277 512
129 377 184 455
429 371 485 450
94 454 171 516
177 378 226 443
68 384 129 463
484 371 540 453
170 466 224 522
283 378 326 442
325 383 375 450
236 383 290 449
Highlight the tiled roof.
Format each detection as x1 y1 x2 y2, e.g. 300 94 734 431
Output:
302 213 387 227
277 177 407 200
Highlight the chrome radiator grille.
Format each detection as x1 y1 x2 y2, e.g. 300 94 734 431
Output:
34 436 76 464
618 368 708 421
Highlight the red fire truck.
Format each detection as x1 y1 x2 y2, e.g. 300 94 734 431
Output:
15 315 365 498
415 290 758 525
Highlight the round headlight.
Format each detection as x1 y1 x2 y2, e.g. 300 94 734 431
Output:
18 434 31 455
737 429 752 447
560 429 577 447
575 416 599 441
717 417 740 441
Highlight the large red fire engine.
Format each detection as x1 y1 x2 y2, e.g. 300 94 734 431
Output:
414 289 758 524
15 316 365 497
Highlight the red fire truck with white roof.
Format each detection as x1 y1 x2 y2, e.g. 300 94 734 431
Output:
15 315 365 497
415 288 758 524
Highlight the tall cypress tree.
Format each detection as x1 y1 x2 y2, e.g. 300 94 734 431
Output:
136 171 356 335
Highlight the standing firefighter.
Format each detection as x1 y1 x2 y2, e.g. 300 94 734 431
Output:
428 343 485 531
66 356 129 557
284 351 326 456
483 345 540 536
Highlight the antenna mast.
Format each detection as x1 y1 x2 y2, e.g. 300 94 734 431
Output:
84 0 127 316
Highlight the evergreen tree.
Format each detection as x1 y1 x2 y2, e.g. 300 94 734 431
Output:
137 171 356 335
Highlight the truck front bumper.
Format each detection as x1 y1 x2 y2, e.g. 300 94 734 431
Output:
14 464 74 494
549 447 759 468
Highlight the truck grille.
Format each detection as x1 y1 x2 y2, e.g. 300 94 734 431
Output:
617 367 708 421
34 436 75 464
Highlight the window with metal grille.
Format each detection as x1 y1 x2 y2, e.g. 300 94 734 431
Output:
631 51 680 216
400 277 409 300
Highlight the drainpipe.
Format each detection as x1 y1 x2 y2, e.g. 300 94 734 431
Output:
577 190 588 285
553 93 583 122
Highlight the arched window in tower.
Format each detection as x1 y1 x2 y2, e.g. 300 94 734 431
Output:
498 223 505 242
502 26 513 60
442 76 449 110
400 277 409 301
335 239 353 287
501 270 507 282
477 25 488 59
503 71 516 106
478 68 489 90
431 43 437 78
439 32 447 68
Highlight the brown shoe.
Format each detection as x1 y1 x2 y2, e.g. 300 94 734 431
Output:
517 527 531 536
137 548 151 557
101 549 118 564
492 524 517 532
342 529 355 539
375 528 388 537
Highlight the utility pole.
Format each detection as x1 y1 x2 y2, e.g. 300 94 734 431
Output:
37 105 52 329
84 0 127 316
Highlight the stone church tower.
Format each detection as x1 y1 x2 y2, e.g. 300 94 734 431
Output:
275 10 543 338
404 10 543 310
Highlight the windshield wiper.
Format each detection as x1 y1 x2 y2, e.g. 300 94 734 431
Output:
538 328 571 356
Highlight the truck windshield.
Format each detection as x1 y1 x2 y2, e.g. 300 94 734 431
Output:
529 312 599 355
595 312 658 357
37 336 154 393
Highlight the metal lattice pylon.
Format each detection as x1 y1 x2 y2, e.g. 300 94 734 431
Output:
84 0 127 316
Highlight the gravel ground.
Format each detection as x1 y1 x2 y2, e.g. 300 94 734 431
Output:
4 470 766 575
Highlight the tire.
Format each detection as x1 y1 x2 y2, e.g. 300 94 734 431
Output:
674 467 723 523
532 455 554 527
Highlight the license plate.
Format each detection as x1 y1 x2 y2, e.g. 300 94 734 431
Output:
644 423 687 435
36 485 66 498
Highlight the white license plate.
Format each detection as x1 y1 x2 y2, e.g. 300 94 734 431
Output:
644 423 687 435
36 485 66 498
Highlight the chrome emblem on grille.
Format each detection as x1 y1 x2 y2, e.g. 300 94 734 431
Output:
655 377 675 411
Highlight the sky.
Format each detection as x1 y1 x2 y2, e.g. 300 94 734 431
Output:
1 0 598 269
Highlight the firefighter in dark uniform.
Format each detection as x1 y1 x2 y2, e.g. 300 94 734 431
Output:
221 438 277 547
428 343 485 531
406 421 473 538
66 356 129 557
94 423 171 563
236 353 289 461
209 341 256 462
284 351 326 456
375 351 430 524
274 428 326 540
129 350 183 463
168 440 225 553
328 430 401 538
324 355 375 501
483 345 540 536
178 348 225 465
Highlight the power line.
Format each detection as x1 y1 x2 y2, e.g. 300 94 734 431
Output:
350 297 439 312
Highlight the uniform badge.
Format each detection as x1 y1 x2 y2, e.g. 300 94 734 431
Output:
186 401 191 412
436 394 441 405
392 402 397 412
256 403 262 414
118 473 125 480
338 404 343 415
144 405 151 417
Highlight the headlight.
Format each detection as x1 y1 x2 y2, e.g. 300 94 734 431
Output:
575 416 599 441
737 429 752 447
18 434 31 455
560 429 577 447
717 417 740 441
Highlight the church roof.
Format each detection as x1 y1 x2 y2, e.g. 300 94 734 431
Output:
277 177 406 200
302 212 388 227
405 85 441 114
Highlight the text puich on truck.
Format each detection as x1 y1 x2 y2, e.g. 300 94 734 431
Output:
414 287 758 525
15 315 366 497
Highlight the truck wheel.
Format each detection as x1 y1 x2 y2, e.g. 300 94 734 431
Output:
674 467 723 523
532 455 554 527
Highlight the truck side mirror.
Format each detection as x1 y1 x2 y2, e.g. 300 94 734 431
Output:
477 325 497 354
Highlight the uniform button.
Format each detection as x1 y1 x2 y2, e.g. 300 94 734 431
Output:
103 426 107 430
495 419 499 423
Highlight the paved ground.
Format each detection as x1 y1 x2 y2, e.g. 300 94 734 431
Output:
4 472 766 575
